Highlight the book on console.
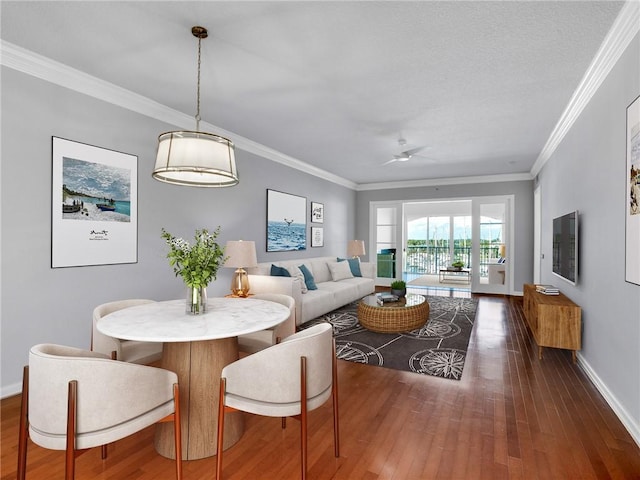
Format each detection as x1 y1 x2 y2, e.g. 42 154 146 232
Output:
535 284 559 294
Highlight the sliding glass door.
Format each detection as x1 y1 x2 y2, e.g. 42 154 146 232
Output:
369 196 513 294
403 200 472 288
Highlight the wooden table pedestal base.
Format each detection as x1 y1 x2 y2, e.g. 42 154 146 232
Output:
154 338 244 460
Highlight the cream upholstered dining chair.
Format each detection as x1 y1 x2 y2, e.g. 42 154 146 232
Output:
17 344 182 480
237 293 296 354
216 323 339 480
92 299 163 363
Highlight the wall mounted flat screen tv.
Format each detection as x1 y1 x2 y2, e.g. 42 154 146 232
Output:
552 210 578 285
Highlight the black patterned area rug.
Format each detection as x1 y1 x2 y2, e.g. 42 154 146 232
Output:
303 296 477 380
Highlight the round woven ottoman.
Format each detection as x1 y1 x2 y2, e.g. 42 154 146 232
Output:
357 294 429 333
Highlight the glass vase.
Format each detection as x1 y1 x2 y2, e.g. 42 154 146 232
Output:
186 285 208 315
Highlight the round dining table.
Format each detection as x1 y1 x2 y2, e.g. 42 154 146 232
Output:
97 297 290 460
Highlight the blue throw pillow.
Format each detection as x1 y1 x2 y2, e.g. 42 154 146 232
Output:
337 257 362 277
270 264 291 277
298 264 318 290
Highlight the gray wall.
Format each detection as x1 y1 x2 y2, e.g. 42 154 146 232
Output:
536 33 640 439
0 67 356 396
355 180 535 291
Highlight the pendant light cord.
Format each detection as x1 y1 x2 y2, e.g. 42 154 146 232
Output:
195 35 202 131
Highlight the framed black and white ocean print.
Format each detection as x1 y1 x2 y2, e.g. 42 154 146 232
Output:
266 189 307 252
626 95 640 285
51 137 138 268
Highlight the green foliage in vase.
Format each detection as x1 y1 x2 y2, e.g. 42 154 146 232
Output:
390 280 406 289
161 227 227 288
451 260 465 268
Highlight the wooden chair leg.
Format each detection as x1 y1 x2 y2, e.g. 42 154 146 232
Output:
65 380 78 480
300 357 308 480
17 366 29 480
276 332 284 421
216 378 227 480
332 340 340 458
173 384 183 480
155 385 183 479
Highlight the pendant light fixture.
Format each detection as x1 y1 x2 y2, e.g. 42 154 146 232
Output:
153 26 238 187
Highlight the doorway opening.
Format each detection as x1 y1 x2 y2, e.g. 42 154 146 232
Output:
404 200 473 292
370 196 511 295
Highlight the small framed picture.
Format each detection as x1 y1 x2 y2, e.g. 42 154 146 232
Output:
311 226 324 247
311 201 324 223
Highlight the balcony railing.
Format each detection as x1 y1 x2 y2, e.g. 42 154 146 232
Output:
404 245 501 277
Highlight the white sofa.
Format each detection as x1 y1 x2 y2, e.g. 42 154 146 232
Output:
247 256 376 326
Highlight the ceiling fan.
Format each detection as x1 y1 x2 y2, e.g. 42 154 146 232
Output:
382 138 431 166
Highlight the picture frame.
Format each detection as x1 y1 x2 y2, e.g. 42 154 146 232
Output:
51 137 138 268
311 226 324 247
626 95 640 285
311 201 324 223
266 189 307 252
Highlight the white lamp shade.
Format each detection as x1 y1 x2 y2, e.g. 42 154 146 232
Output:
224 240 258 268
153 131 238 187
347 240 366 257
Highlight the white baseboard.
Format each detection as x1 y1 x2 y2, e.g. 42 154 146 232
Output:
578 353 640 449
2 382 22 399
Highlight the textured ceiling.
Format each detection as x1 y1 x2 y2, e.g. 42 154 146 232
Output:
1 1 625 185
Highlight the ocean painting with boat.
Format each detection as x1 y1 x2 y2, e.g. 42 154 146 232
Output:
62 157 131 222
267 189 307 252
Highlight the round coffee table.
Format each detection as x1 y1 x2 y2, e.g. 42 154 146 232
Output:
358 293 429 333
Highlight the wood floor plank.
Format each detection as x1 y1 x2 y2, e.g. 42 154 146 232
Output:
2 293 640 479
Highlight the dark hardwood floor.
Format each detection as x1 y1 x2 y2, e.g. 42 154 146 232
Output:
2 290 640 479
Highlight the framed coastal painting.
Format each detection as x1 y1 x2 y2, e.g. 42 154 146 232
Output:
266 189 307 252
311 201 324 223
311 227 324 247
626 95 640 285
51 137 138 268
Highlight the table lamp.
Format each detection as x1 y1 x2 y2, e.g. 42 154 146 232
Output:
347 240 366 258
224 240 258 297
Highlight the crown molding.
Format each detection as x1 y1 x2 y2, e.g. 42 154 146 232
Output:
356 172 533 192
0 40 358 190
6 21 621 193
531 0 640 178
1 40 177 124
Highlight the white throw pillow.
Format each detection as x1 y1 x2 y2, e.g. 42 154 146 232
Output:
285 265 308 293
328 261 354 282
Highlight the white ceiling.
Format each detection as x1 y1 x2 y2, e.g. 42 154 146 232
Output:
1 1 626 187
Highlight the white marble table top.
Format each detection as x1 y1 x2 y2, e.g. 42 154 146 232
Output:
97 298 290 342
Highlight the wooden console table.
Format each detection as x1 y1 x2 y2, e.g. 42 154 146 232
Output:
523 284 581 363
